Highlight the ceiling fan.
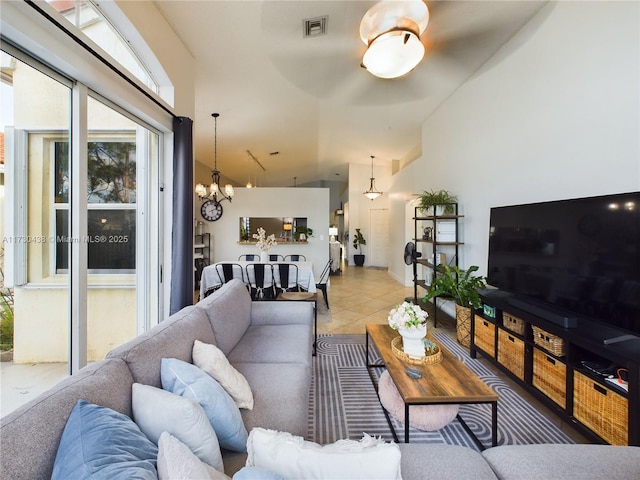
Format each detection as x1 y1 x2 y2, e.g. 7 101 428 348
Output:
261 1 547 105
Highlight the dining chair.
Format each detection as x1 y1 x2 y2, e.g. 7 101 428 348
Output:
245 263 274 300
215 263 245 286
269 254 285 261
284 254 306 261
272 263 300 295
315 259 332 309
239 254 259 261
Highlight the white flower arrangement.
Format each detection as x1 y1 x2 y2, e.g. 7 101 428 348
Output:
388 301 428 331
253 227 277 252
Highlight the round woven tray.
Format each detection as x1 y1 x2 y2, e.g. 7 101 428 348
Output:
391 336 442 365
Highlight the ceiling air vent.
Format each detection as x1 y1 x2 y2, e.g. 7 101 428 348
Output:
303 16 328 38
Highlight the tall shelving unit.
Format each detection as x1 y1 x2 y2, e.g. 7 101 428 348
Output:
194 232 211 290
412 203 464 326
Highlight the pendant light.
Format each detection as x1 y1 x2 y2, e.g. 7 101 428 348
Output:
195 113 234 202
363 155 383 200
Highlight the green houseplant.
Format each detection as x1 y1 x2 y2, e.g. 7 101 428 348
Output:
352 228 366 267
423 265 486 348
418 189 458 215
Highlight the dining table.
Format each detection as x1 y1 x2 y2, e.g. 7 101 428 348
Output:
199 261 316 300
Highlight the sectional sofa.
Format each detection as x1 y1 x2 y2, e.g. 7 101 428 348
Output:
1 279 638 479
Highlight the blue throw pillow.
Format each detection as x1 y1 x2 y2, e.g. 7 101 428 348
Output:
52 400 157 480
233 466 287 480
161 358 248 452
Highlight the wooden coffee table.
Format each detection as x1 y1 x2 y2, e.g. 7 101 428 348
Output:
366 324 498 449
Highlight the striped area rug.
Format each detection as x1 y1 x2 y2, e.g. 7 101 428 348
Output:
308 333 575 451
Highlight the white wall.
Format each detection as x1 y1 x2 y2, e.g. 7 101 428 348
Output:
389 1 640 308
197 187 330 276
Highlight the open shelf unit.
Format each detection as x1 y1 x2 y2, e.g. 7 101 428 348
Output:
411 204 464 326
194 232 210 290
471 291 639 446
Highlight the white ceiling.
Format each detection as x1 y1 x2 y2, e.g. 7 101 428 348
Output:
153 0 545 187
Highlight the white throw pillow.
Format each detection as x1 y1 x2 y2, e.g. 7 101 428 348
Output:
193 340 254 410
132 383 224 472
157 432 230 480
246 428 402 480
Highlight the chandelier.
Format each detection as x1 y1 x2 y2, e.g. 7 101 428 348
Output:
359 0 430 79
195 113 234 203
363 155 383 200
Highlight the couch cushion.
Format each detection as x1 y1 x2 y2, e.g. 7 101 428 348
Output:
0 358 134 480
106 305 215 387
161 358 248 452
399 444 498 480
226 324 312 367
245 428 402 480
234 363 311 437
52 400 157 480
193 340 254 410
482 444 640 480
157 432 229 480
196 279 252 355
132 383 224 472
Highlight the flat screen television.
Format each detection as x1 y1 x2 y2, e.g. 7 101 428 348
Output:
487 192 639 342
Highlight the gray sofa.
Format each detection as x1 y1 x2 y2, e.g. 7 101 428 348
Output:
1 279 639 479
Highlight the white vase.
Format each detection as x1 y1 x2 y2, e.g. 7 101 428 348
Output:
399 325 427 358
260 251 269 263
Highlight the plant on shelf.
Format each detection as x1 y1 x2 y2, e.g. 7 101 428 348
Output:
418 189 458 215
352 228 366 267
295 226 313 241
423 264 486 348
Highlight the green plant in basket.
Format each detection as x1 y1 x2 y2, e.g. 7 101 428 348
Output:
423 264 486 309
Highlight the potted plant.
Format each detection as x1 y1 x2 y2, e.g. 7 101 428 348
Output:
423 265 486 348
418 189 458 215
352 228 366 267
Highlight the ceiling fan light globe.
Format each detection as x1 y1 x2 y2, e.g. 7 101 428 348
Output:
360 0 429 44
362 30 425 79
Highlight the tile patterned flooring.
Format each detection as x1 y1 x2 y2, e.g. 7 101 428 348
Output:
321 264 590 444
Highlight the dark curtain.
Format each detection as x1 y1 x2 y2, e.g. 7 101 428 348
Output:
170 116 194 314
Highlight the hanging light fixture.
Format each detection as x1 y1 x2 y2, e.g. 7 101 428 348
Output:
360 0 430 79
363 155 383 200
195 112 234 203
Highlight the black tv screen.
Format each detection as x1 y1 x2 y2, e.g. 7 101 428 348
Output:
487 192 640 336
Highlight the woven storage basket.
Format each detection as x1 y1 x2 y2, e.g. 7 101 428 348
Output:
502 312 525 336
573 371 628 445
474 317 495 358
533 347 566 408
532 325 566 357
391 336 442 365
497 329 525 381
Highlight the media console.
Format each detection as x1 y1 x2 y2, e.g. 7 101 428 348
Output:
471 290 640 446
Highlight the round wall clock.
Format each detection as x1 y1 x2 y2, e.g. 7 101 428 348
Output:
201 199 223 221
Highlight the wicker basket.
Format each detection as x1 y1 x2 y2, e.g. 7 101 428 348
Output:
503 312 525 336
532 325 566 357
391 336 442 365
474 317 496 358
497 329 525 380
573 371 628 445
533 347 566 408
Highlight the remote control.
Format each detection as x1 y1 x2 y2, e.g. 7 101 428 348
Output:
405 367 422 379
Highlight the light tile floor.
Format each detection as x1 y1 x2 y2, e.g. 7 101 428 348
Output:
321 264 590 444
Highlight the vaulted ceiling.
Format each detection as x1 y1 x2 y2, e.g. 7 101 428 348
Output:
154 0 545 187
